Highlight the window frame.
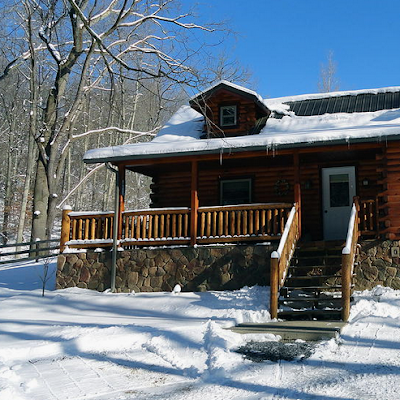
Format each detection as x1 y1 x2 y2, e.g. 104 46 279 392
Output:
219 178 253 206
219 105 238 127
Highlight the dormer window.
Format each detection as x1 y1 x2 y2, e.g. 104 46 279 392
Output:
220 105 237 127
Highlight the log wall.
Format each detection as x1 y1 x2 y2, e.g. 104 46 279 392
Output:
379 142 400 238
148 145 389 240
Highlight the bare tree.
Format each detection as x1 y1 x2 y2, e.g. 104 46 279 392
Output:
318 50 340 93
0 0 218 244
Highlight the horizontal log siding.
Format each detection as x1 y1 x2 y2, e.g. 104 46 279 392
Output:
150 171 191 208
299 164 321 240
204 90 258 137
379 143 400 238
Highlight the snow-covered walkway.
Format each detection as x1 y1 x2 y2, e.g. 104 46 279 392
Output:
0 260 399 399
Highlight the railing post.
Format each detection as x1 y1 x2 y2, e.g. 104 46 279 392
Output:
294 183 301 238
190 161 199 246
60 206 72 253
270 251 279 319
341 252 352 322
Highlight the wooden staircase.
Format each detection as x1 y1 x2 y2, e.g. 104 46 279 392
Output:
277 242 351 321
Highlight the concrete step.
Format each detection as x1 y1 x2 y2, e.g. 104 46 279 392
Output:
229 320 346 341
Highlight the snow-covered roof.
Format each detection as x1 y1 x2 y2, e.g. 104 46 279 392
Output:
84 85 400 164
190 79 264 103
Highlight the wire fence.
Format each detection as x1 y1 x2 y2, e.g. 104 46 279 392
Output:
0 239 60 265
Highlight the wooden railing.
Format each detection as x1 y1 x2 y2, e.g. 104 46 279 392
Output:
357 197 378 236
341 202 359 322
123 208 191 245
197 203 292 244
61 210 115 251
61 203 293 250
269 203 301 319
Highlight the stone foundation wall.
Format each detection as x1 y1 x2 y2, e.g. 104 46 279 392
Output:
57 244 275 293
57 240 400 293
355 240 400 290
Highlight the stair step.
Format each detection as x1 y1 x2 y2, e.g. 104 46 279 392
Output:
283 285 343 290
278 309 343 321
279 297 342 303
287 274 341 279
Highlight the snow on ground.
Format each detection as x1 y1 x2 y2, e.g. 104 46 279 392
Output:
1 260 400 400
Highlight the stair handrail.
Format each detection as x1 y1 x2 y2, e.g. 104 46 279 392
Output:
341 202 359 322
270 203 300 319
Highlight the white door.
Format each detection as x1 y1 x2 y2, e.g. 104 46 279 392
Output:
322 166 356 240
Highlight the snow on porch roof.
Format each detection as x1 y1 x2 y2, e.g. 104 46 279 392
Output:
84 86 400 164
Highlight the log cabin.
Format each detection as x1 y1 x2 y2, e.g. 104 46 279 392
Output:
58 81 400 321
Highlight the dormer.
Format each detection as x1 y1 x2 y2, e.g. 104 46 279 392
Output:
189 81 271 138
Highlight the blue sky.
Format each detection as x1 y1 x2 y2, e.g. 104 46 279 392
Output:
196 0 400 98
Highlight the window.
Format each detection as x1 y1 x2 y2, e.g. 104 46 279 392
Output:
220 105 237 127
329 174 350 207
220 178 252 205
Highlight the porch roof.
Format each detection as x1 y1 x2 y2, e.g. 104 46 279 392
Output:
84 88 400 165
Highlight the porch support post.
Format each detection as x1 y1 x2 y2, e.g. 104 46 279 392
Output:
118 165 126 241
293 151 302 237
60 206 72 253
190 161 199 246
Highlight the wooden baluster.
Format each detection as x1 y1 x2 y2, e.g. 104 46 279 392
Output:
184 213 189 237
224 211 229 236
369 202 373 231
109 216 114 239
91 218 96 240
166 214 171 237
212 211 217 236
206 212 211 237
160 215 165 238
134 216 140 239
104 217 109 239
178 214 182 237
255 210 259 234
280 209 285 233
249 210 254 234
172 214 177 238
148 215 153 239
230 211 235 236
261 210 266 234
218 211 223 237
84 218 89 240
200 212 205 237
274 209 279 235
95 217 102 240
154 215 159 238
267 210 272 235
142 215 147 239
77 219 83 240
243 210 247 235
123 215 129 239
237 211 242 235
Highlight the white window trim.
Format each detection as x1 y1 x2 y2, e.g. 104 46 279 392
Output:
220 105 237 127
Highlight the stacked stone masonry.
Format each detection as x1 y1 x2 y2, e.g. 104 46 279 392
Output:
57 244 275 293
56 240 400 293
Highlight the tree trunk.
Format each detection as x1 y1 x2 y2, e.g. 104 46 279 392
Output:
31 160 49 242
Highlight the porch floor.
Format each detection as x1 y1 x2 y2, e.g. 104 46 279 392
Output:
229 320 346 341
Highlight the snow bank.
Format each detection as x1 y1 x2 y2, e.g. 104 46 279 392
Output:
1 260 400 399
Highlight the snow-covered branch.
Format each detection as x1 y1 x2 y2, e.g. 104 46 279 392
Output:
72 126 160 140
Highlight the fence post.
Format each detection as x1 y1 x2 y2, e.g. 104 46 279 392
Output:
270 252 279 319
60 206 72 253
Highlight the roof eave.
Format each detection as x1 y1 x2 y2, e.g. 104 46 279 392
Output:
83 134 398 165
